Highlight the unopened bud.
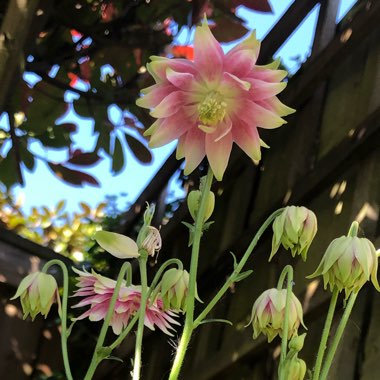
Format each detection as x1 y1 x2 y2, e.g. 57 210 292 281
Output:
187 190 215 222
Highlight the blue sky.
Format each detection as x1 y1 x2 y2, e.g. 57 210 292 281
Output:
6 0 357 213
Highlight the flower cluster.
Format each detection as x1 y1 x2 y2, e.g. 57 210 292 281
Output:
72 268 179 335
137 18 294 180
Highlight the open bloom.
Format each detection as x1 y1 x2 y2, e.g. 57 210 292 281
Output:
137 18 294 180
250 288 305 342
11 272 59 320
270 206 317 262
72 268 179 335
308 235 380 298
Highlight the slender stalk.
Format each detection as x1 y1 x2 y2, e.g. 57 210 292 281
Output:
312 289 339 380
132 253 148 380
169 167 214 380
109 313 139 350
193 208 284 328
319 292 358 380
42 260 73 380
277 265 294 380
84 262 131 380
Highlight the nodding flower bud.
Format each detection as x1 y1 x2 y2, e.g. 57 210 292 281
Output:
270 206 317 262
308 234 380 299
141 226 162 257
157 268 191 312
282 355 307 380
11 272 60 320
187 190 215 222
250 288 305 342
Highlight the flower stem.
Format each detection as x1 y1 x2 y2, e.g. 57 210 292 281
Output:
132 253 148 380
42 260 73 380
319 292 358 380
193 208 284 328
168 167 214 380
109 313 139 350
277 265 294 380
84 262 132 380
312 289 339 380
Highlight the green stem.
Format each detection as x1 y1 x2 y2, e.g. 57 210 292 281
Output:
84 262 132 380
109 313 139 350
193 208 284 328
277 265 294 380
42 260 73 380
132 253 148 380
168 167 214 380
319 292 358 380
312 289 339 380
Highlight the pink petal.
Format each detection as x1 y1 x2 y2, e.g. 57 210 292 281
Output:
205 132 233 181
147 56 196 82
250 68 288 82
257 97 295 117
150 91 184 118
232 119 261 161
194 19 224 82
166 68 204 92
223 72 251 91
247 79 287 101
238 99 286 129
149 112 194 148
182 129 206 175
136 84 175 109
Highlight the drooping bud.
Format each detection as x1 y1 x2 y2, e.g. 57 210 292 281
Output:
282 355 307 380
308 234 380 299
94 230 139 259
250 288 305 342
270 206 317 262
156 268 191 312
187 190 215 222
141 226 162 257
11 272 59 320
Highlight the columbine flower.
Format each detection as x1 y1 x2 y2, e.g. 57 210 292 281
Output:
137 17 294 180
308 235 380 298
72 268 179 335
269 206 317 262
250 288 305 342
94 230 139 259
11 272 59 320
141 226 162 257
155 268 191 312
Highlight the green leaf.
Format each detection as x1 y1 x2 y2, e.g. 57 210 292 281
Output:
234 270 253 282
230 251 238 270
111 135 125 174
0 149 19 188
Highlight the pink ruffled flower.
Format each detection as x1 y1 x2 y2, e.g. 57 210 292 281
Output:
137 18 294 180
72 268 179 335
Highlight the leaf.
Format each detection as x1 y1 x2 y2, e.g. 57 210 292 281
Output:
56 200 66 213
0 149 19 188
125 134 152 164
198 318 233 326
48 163 100 187
20 145 36 171
59 123 77 133
37 126 72 149
229 0 273 13
112 134 125 174
234 270 253 282
67 152 102 166
230 251 238 270
211 16 249 43
79 202 91 215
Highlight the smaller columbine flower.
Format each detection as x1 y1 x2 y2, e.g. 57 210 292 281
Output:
155 268 191 312
308 235 380 298
141 226 162 257
72 268 179 335
250 288 305 342
270 206 317 262
11 272 59 320
187 190 215 222
94 230 139 259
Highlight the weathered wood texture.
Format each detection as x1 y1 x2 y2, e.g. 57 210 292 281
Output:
103 1 380 379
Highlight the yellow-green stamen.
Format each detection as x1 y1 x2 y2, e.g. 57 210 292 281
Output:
198 91 227 128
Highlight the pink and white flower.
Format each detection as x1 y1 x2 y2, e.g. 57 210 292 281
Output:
72 268 179 335
137 18 294 180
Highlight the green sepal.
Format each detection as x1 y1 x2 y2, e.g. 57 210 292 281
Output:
198 318 233 326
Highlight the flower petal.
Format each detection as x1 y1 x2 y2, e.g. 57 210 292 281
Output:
194 19 224 82
232 119 261 162
150 91 184 118
205 131 233 181
94 231 139 259
247 79 287 101
136 84 175 109
182 129 206 176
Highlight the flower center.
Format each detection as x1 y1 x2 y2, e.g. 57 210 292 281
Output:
198 91 227 126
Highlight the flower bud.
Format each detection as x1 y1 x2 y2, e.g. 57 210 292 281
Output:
308 235 380 298
141 226 162 257
11 272 59 320
156 268 192 312
94 230 139 259
282 356 307 380
270 206 317 262
289 333 306 352
187 190 215 222
250 288 305 342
